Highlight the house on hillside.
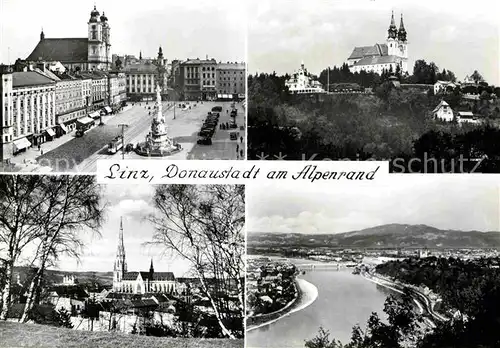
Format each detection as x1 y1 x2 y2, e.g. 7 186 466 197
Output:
457 111 480 125
432 100 454 122
434 80 457 95
47 285 88 315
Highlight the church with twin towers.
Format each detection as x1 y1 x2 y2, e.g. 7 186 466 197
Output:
346 11 409 75
112 218 176 294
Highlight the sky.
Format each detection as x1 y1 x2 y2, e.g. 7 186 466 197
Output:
0 0 246 64
17 184 193 276
248 175 500 234
248 0 500 85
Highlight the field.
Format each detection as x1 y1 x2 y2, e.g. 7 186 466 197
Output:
0 322 243 348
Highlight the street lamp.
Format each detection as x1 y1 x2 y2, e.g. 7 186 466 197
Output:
118 124 129 160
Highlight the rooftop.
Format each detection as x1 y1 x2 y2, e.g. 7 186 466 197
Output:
26 38 89 63
12 71 56 88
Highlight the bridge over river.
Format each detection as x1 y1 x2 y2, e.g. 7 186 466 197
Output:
297 263 358 271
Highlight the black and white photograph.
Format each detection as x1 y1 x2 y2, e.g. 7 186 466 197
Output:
247 0 500 173
0 0 246 173
0 176 245 348
246 176 500 348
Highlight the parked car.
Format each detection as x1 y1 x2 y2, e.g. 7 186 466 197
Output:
230 132 238 140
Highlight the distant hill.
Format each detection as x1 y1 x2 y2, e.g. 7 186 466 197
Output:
248 224 500 249
13 267 113 286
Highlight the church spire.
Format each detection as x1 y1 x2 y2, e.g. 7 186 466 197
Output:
139 51 142 60
387 10 398 39
115 217 127 273
149 258 154 273
398 13 407 42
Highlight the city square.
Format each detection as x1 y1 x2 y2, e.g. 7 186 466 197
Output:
0 0 246 172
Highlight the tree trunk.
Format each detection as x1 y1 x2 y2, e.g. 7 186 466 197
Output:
21 258 46 322
0 260 14 320
197 270 235 339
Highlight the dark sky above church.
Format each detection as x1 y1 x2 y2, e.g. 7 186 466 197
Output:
248 175 500 234
0 0 245 64
248 0 499 85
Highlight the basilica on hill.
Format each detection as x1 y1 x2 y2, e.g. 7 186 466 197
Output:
112 218 176 294
346 11 408 75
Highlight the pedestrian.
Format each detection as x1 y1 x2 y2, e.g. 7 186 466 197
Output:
41 149 44 155
240 136 243 143
240 149 244 158
38 144 41 151
236 144 239 152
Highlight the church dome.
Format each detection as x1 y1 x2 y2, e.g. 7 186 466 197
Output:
100 12 108 22
89 5 100 22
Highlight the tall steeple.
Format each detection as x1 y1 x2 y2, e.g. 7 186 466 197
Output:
139 51 142 60
398 13 407 42
387 10 398 39
113 217 127 288
149 258 154 274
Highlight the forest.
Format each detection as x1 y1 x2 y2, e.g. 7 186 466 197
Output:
248 61 500 173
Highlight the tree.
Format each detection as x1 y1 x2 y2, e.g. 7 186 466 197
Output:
147 185 245 339
0 176 49 320
305 327 344 348
56 308 74 329
20 176 104 322
470 70 484 84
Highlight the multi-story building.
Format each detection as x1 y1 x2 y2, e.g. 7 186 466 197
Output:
285 62 325 94
216 62 246 98
53 73 86 134
0 65 14 163
178 58 214 101
8 71 57 153
80 71 109 115
347 12 408 74
108 71 127 108
122 48 167 102
26 6 112 72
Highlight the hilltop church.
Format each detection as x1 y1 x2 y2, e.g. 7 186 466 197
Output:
26 5 112 71
112 218 176 294
346 12 408 74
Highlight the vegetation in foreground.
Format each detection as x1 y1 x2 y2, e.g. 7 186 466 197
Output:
0 321 243 348
305 257 500 348
248 61 500 172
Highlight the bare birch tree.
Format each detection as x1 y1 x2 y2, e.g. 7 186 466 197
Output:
147 185 245 339
0 176 48 320
20 175 104 322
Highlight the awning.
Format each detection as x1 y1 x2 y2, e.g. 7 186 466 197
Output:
104 106 112 113
77 116 95 125
45 128 56 137
89 111 100 119
13 137 31 151
59 124 69 133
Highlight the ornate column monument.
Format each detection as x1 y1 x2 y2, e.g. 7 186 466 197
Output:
136 85 181 156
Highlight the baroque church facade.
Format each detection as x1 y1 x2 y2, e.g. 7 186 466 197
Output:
112 218 176 294
26 5 112 72
347 12 408 74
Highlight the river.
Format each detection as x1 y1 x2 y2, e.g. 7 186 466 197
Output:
246 265 392 348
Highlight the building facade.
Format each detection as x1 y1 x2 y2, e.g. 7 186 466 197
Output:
113 218 176 294
108 71 127 107
11 71 57 151
26 5 112 72
216 62 246 98
285 61 325 94
347 12 408 74
0 66 14 163
123 48 167 101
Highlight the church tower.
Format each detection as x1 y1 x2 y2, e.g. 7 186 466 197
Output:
88 5 103 70
397 13 408 73
113 217 127 290
100 12 112 70
386 11 399 56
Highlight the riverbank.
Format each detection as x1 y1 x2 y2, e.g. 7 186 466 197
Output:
246 277 318 332
361 271 441 328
